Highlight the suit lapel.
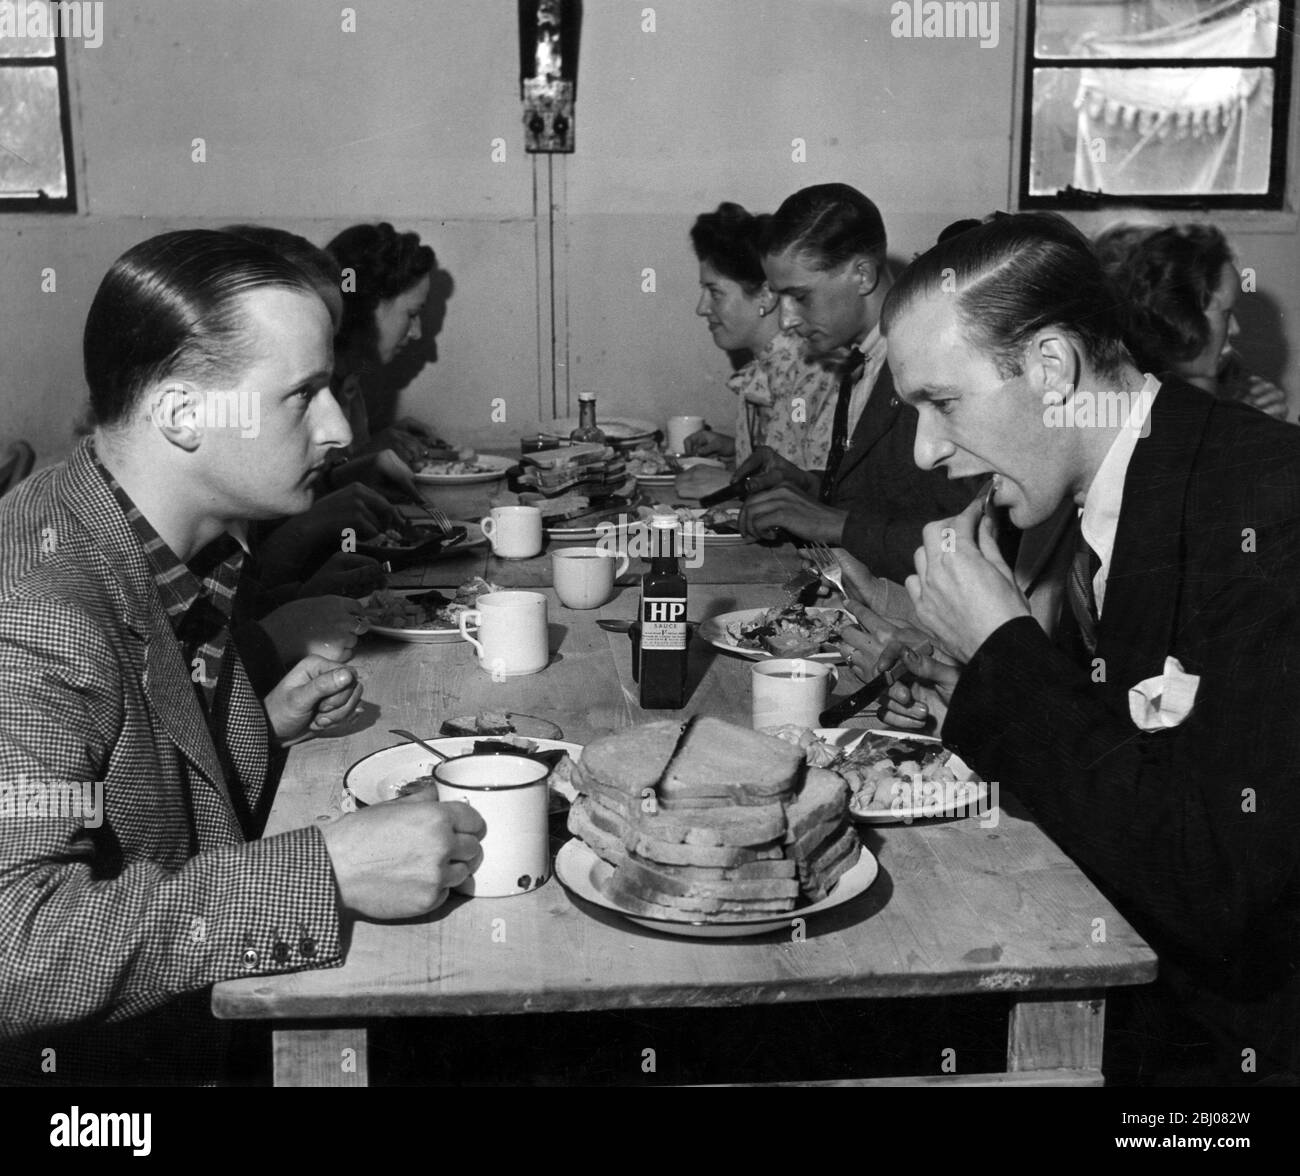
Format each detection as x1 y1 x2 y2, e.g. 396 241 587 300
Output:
61 442 242 809
832 359 899 491
1096 384 1213 678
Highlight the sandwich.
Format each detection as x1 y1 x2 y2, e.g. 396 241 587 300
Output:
567 717 860 922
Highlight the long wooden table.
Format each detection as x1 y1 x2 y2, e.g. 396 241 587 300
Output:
213 506 1156 1086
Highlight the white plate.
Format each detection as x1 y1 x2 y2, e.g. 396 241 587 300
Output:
413 454 515 484
550 416 659 444
362 588 475 644
809 728 988 824
634 473 678 488
555 837 878 939
344 737 583 808
698 606 850 663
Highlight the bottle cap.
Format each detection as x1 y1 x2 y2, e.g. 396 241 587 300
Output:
578 391 597 402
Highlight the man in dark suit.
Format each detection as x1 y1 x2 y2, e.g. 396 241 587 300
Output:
735 184 977 582
877 212 1300 1084
0 231 485 1084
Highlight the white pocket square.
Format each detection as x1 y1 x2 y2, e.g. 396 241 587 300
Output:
1128 656 1199 731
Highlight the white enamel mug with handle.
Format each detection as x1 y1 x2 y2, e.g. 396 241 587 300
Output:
432 754 551 897
458 590 549 677
479 505 543 559
751 658 838 731
552 546 631 609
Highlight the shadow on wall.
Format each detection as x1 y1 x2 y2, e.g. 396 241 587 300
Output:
1234 287 1290 389
369 264 456 431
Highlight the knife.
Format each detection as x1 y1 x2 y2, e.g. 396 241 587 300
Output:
698 478 750 508
819 663 907 728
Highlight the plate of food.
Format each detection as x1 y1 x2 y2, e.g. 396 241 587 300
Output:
700 604 851 662
766 726 987 825
549 417 659 447
555 838 877 939
344 736 582 815
362 578 498 643
545 501 645 542
356 519 486 561
637 504 748 545
413 453 515 484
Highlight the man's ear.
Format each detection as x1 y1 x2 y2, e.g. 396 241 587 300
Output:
1030 329 1083 408
851 256 881 299
756 281 777 315
146 382 204 452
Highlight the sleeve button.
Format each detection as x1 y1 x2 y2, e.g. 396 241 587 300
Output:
241 948 259 968
299 937 317 959
272 942 289 964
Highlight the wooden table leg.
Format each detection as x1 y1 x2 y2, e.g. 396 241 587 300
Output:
272 1026 369 1087
1007 992 1106 1085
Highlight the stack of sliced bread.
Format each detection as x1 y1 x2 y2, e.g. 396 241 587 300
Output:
566 717 860 922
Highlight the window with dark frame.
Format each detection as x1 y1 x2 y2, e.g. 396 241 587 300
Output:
1020 0 1294 210
0 15 76 211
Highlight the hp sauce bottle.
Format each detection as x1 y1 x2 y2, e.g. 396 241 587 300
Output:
639 517 688 709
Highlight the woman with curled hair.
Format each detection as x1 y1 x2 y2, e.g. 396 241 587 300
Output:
682 202 837 467
326 222 448 464
1096 222 1289 420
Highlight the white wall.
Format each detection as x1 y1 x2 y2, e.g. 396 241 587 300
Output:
2 0 1296 467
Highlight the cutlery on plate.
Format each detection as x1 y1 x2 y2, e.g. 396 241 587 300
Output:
388 728 450 762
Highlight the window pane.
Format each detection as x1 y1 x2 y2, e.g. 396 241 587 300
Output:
1036 0 1279 60
0 0 56 57
1029 66 1274 195
0 66 68 198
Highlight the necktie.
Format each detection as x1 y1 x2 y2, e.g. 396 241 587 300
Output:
1065 519 1101 656
820 347 866 503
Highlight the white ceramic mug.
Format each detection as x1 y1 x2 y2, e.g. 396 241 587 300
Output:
433 754 551 897
459 590 549 677
751 658 836 731
666 414 706 454
480 505 543 559
552 546 631 609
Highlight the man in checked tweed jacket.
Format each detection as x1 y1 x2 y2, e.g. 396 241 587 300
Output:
0 232 484 1085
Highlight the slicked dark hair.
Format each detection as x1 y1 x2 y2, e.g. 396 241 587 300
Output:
1097 222 1234 372
690 202 772 295
763 184 887 270
222 223 342 307
327 222 436 362
881 211 1129 380
84 229 321 428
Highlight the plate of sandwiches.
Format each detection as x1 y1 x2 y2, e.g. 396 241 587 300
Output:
699 604 851 663
344 734 580 815
558 716 877 938
766 726 988 825
413 453 516 484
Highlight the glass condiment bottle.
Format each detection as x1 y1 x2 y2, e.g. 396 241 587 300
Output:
569 391 607 446
638 517 688 710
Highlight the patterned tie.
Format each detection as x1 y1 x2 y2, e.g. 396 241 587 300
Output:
820 347 866 503
1066 518 1101 656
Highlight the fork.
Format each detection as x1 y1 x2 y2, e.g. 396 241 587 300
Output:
806 542 846 599
422 505 454 533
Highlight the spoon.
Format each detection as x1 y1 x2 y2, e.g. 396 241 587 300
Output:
388 728 450 761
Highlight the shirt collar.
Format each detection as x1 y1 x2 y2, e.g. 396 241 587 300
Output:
89 446 245 635
1080 373 1160 613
